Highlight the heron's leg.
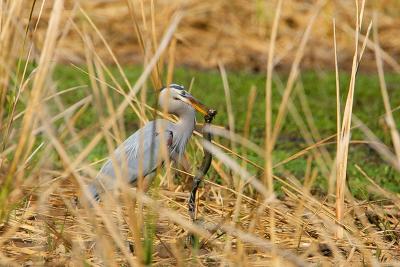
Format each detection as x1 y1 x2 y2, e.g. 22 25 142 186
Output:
171 153 192 189
179 154 191 176
132 173 155 191
142 172 156 191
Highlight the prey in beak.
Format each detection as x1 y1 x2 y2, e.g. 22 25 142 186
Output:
178 91 217 118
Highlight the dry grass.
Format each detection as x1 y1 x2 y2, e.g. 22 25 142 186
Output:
1 0 400 266
24 0 400 71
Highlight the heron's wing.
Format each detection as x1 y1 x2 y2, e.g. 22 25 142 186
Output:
93 120 173 193
120 119 172 162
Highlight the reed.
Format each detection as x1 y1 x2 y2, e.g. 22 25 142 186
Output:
0 0 399 266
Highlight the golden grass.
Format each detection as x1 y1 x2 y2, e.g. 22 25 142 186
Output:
1 0 400 266
25 0 400 71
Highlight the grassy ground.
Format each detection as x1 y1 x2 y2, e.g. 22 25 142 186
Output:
50 64 400 199
3 1 400 265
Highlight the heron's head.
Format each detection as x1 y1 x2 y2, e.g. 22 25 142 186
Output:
159 84 210 116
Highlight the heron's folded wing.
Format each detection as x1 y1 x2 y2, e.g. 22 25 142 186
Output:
97 120 173 186
121 120 171 161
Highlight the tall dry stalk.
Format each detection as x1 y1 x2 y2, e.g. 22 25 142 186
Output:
264 0 282 193
263 1 282 265
373 13 400 164
1 1 400 266
0 0 23 120
270 0 325 150
1 0 63 217
126 0 162 89
335 0 372 239
333 19 341 198
219 62 235 189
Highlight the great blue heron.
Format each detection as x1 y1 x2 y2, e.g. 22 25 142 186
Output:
88 84 214 201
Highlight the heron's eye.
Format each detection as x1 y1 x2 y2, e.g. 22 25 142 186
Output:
173 97 180 100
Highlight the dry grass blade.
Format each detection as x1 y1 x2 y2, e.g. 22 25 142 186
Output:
39 116 137 266
264 0 282 192
218 62 235 189
26 0 400 71
220 223 308 267
340 23 400 73
333 18 341 196
65 12 183 177
335 1 372 239
270 0 325 150
262 2 282 262
0 0 27 155
203 139 269 198
353 116 400 172
126 0 162 89
355 165 400 209
79 7 133 92
276 81 330 179
2 1 400 266
1 0 63 217
373 12 400 164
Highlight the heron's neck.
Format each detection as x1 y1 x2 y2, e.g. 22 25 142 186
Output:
176 108 196 134
174 108 196 154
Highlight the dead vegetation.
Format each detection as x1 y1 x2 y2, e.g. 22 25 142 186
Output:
1 0 400 266
25 0 400 71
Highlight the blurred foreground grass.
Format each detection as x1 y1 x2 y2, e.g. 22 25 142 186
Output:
49 64 400 199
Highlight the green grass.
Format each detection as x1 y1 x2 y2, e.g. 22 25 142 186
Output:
47 64 400 199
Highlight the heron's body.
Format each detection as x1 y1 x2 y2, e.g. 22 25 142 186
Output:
88 84 203 201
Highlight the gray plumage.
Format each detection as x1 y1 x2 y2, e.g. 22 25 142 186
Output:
88 84 199 201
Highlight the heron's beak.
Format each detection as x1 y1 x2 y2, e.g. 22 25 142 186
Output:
181 94 210 116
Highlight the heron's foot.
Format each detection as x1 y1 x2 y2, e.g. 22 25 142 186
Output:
126 240 135 253
71 195 80 208
184 218 225 249
184 233 200 249
184 218 205 248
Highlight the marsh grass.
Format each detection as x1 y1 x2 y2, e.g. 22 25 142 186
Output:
0 0 400 266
